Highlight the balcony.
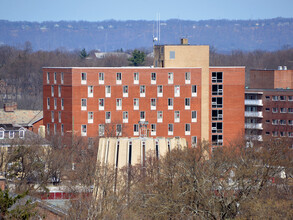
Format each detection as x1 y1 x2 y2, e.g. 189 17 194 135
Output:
245 123 263 130
245 99 263 106
245 135 263 141
245 111 263 118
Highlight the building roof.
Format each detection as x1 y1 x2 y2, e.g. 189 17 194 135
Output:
0 110 43 127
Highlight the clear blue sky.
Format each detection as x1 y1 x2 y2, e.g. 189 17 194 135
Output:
1 0 292 22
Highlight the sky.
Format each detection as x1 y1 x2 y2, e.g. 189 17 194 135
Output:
0 0 292 22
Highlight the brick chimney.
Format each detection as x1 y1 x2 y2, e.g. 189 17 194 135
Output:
4 102 17 112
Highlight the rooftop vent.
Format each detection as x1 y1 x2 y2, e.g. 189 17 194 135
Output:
181 38 188 45
278 66 283 70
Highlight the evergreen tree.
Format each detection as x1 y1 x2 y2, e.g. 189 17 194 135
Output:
128 49 145 66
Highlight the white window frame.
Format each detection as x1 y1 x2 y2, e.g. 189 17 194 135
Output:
157 111 163 123
105 86 111 97
140 111 145 122
174 111 180 123
116 72 122 84
116 124 122 136
58 86 61 97
51 111 54 123
9 131 14 139
81 98 87 111
123 111 128 123
191 136 197 147
61 72 64 84
47 98 50 110
0 129 4 139
133 124 139 136
61 124 64 136
185 98 191 110
54 72 57 84
151 98 156 110
54 124 57 134
88 86 93 97
280 108 287 113
51 85 54 97
99 72 104 84
288 96 293 101
81 72 87 84
157 85 163 97
58 111 61 123
19 129 25 139
151 124 156 136
99 124 105 136
168 72 173 84
105 112 111 123
185 72 191 84
81 125 87 136
140 85 146 97
192 85 197 97
272 108 278 113
123 85 128 97
61 98 64 110
54 98 57 110
168 98 173 110
116 98 122 111
185 123 191 135
192 111 197 122
174 85 180 97
151 72 156 84
88 112 94 123
168 124 173 135
47 72 50 84
134 72 139 84
134 98 139 110
99 98 104 111
47 124 50 135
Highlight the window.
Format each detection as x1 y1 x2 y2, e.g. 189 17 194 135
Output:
116 99 122 110
88 86 93 97
280 108 286 113
133 124 139 136
140 85 146 97
185 124 191 135
280 96 286 101
51 85 54 97
134 98 139 110
0 129 4 139
288 132 293 137
151 72 156 84
185 98 191 110
140 111 145 121
54 72 57 84
288 108 293 113
105 112 111 123
99 124 105 136
116 124 122 136
272 119 279 125
212 84 223 95
9 131 14 139
51 111 54 122
174 111 180 122
168 98 173 110
265 96 270 100
54 98 57 110
47 124 50 135
212 72 223 83
168 124 173 135
265 108 270 112
58 86 61 97
116 72 122 84
212 97 223 108
272 131 278 137
272 108 278 113
265 132 270 135
99 98 104 110
280 120 286 125
81 99 87 110
212 110 223 121
288 120 293 125
61 98 64 110
99 72 104 84
105 86 111 97
272 96 278 101
81 125 87 136
212 122 223 133
19 130 24 139
128 141 132 165
123 85 128 97
168 72 173 84
151 124 156 136
58 111 61 123
192 85 197 97
157 111 163 123
47 72 50 84
280 131 285 137
88 112 94 123
61 72 64 84
54 124 57 134
157 85 163 97
151 98 156 110
47 98 50 110
81 72 87 84
123 111 128 123
212 135 223 146
174 85 180 97
192 111 197 122
185 72 191 84
61 124 64 136
191 136 197 147
134 72 139 84
170 51 175 59
288 96 293 101
265 120 270 123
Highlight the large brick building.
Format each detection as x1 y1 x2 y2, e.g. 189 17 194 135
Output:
43 41 245 147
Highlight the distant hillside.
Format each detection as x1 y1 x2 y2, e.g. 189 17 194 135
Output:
0 18 292 52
